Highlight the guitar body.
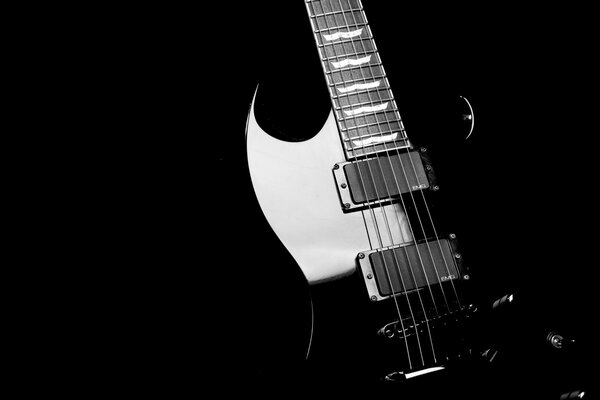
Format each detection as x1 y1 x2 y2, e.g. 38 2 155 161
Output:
246 87 481 394
246 86 371 367
248 90 382 285
245 0 482 393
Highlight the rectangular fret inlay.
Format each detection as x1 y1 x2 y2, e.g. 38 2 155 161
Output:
337 80 381 93
323 28 363 41
344 102 389 116
331 55 371 69
352 132 398 147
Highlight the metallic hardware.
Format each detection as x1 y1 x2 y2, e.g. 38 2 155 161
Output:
358 252 365 259
383 365 445 382
546 331 576 351
463 274 470 280
492 294 514 309
546 331 575 351
547 332 564 349
358 238 462 301
459 96 475 140
344 139 412 161
332 151 430 212
449 233 456 239
378 306 477 340
560 390 586 399
481 348 499 363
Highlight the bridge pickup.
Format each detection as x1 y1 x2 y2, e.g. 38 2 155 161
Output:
333 149 434 212
358 237 464 302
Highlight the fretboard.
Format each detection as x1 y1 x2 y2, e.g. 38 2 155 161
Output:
305 0 411 160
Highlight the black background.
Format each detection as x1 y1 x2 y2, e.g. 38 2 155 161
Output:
54 1 598 397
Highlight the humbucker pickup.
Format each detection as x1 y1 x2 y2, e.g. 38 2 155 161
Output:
333 149 435 212
358 237 465 302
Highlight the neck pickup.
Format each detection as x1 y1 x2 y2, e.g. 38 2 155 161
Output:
333 149 435 212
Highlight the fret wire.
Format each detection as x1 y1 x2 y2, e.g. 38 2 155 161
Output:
311 8 357 17
312 11 365 29
323 42 377 60
311 9 362 18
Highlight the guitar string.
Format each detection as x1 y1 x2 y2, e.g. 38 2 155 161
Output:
340 0 449 319
350 0 463 313
332 0 443 361
329 0 438 365
306 0 418 369
310 0 466 368
330 0 430 366
340 3 448 362
353 4 456 314
332 0 468 361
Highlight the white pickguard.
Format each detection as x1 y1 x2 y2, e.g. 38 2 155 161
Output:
246 88 410 285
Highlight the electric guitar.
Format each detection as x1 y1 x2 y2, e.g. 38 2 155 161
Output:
246 0 483 391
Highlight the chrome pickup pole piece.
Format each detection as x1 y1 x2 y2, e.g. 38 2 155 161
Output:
333 149 434 212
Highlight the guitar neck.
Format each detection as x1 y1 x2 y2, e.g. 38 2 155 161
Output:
304 0 411 160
